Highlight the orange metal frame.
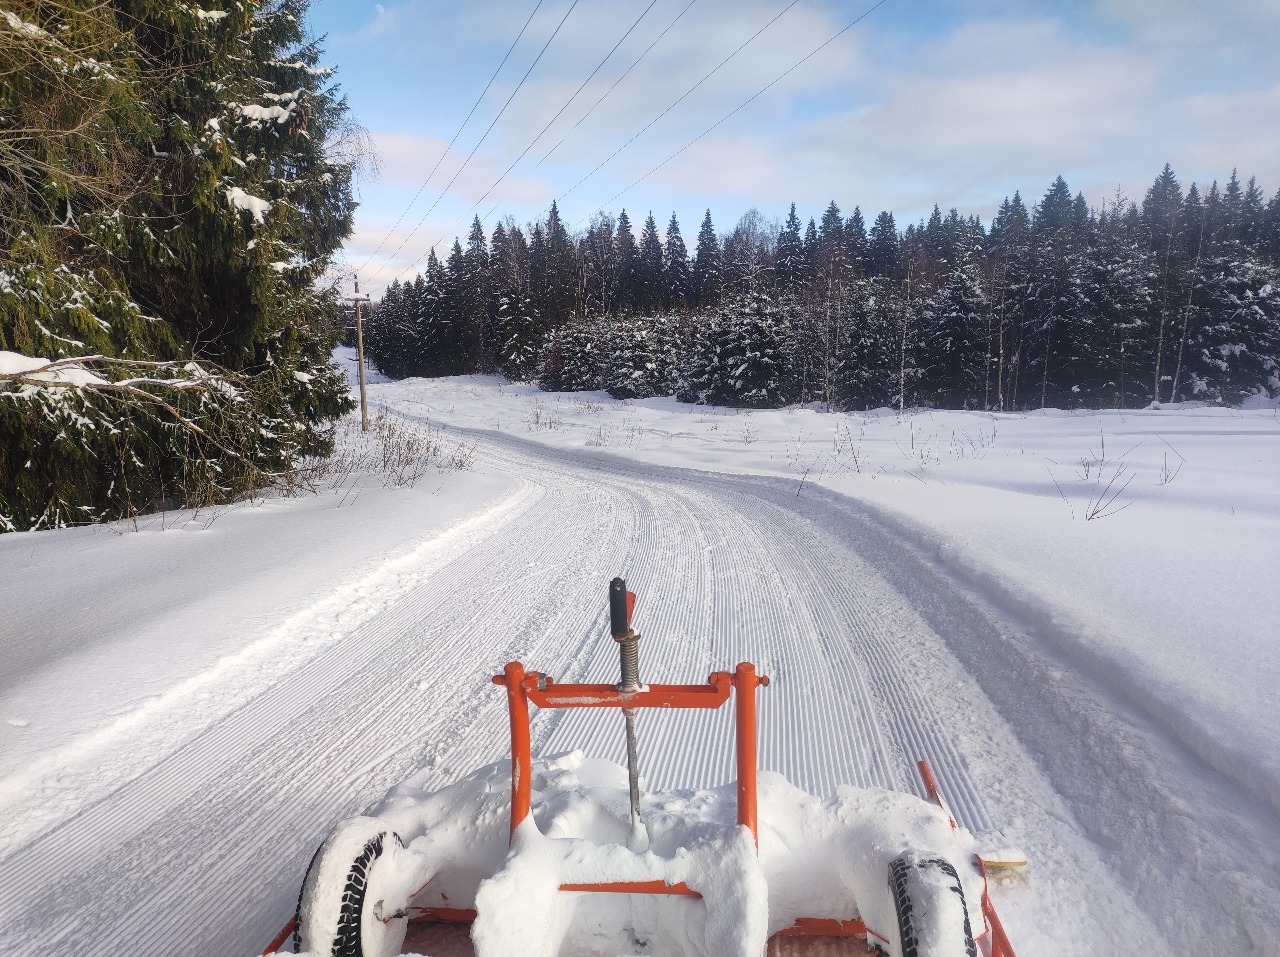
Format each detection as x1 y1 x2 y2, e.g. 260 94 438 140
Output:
492 657 769 889
489 656 884 942
917 759 1019 957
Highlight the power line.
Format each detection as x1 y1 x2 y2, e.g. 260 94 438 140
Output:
415 0 665 275
381 0 798 291
399 0 801 290
358 0 548 271
372 0 582 290
368 0 891 298
533 0 700 170
575 0 892 228
547 0 804 213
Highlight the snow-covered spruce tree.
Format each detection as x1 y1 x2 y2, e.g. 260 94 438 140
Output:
1172 249 1280 404
675 313 720 405
985 193 1033 410
635 213 664 314
833 278 913 410
487 218 540 379
602 314 681 399
867 211 901 278
774 204 805 293
1 0 358 530
540 201 580 328
845 207 869 279
460 217 493 371
613 209 638 314
494 289 540 381
692 210 723 310
676 294 789 408
663 213 691 311
538 318 604 392
1078 196 1155 408
581 213 619 317
415 249 458 376
1021 177 1093 408
921 259 990 409
365 280 414 379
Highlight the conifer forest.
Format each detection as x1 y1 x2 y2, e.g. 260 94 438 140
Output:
366 168 1280 414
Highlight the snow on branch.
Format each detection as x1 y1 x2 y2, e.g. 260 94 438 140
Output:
1 351 249 459
224 186 272 222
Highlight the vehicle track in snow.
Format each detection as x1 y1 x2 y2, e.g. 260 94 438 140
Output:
0 424 1213 956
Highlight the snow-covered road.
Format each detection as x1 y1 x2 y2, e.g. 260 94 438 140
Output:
1 422 1275 955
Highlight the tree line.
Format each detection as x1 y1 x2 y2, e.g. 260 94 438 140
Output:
367 164 1279 410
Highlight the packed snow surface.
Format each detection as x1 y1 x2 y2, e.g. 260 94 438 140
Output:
0 351 1276 956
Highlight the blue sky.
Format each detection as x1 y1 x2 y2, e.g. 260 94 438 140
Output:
304 0 1280 296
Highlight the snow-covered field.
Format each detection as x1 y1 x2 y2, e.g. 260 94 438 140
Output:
1 349 1276 956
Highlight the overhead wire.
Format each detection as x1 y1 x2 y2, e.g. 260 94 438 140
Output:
573 0 892 228
454 0 703 245
546 0 804 214
385 0 799 291
369 0 891 296
416 0 665 269
358 0 548 271
532 0 700 170
370 0 582 293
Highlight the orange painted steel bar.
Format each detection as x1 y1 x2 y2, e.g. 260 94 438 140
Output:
773 917 869 938
916 757 957 829
525 675 733 710
409 906 478 923
498 661 534 837
732 662 768 843
560 880 700 896
262 916 295 954
983 886 1017 957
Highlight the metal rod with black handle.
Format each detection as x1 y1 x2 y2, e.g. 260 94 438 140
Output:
610 577 647 848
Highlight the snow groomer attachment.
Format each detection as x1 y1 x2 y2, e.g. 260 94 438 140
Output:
270 579 1018 957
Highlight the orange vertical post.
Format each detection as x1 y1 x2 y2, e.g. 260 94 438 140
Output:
732 661 766 846
500 661 532 837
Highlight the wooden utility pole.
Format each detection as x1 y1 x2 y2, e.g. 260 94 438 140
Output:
345 277 372 431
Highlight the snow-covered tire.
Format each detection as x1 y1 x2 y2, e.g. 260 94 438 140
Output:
888 854 977 957
294 817 410 957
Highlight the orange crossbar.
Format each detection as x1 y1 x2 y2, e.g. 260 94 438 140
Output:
559 880 700 896
262 917 295 954
916 758 956 829
409 906 477 923
773 917 869 937
524 676 733 710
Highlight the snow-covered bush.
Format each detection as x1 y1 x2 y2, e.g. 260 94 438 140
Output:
677 295 790 408
538 319 605 392
601 313 682 399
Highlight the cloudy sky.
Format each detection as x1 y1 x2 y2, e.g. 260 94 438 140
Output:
304 0 1280 295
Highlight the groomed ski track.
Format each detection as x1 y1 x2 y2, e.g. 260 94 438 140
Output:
2 419 1269 956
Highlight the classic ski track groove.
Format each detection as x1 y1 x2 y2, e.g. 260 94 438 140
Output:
3 428 1024 954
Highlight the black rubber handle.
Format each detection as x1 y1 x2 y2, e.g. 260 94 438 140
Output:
609 577 630 638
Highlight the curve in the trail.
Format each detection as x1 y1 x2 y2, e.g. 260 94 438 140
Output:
0 424 1220 957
